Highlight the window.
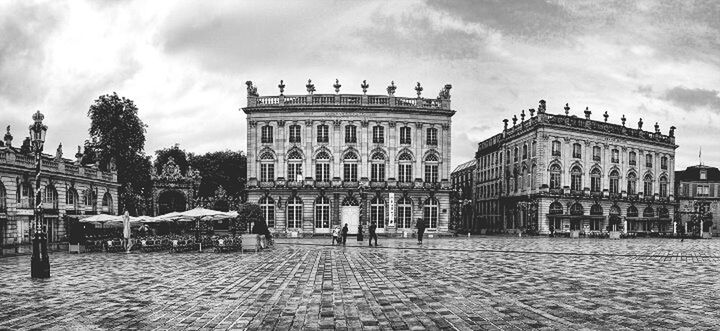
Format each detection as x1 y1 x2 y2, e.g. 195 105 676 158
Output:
260 196 275 228
400 127 411 144
627 172 637 195
315 151 330 182
593 146 601 161
570 203 584 216
423 198 438 228
572 143 582 159
397 197 412 228
506 149 510 163
659 176 668 197
697 185 710 196
426 128 438 145
549 202 563 215
371 197 385 228
643 174 653 195
645 154 653 168
424 154 439 183
661 156 668 170
658 207 669 218
531 141 537 157
590 168 601 192
643 206 654 218
372 126 384 144
261 125 273 144
43 185 58 207
260 151 275 182
0 183 5 212
343 151 358 182
289 125 301 143
609 170 620 194
590 204 603 216
629 151 636 166
315 196 330 229
286 196 303 228
287 150 303 182
66 188 79 209
570 166 582 191
398 153 413 182
84 189 96 207
522 144 528 159
530 164 537 189
345 125 357 143
371 152 385 182
700 170 707 180
611 149 619 163
552 140 561 156
549 164 562 189
316 124 329 143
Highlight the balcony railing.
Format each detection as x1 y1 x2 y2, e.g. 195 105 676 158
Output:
250 93 451 111
18 197 33 209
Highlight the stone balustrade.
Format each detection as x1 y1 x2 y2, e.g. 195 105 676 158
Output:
0 148 116 182
249 93 451 111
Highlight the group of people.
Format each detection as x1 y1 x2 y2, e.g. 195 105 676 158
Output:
330 219 428 246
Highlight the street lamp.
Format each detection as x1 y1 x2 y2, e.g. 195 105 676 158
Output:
29 110 50 279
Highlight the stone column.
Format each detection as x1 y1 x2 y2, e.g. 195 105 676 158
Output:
277 121 286 179
415 123 423 181
333 121 342 179
388 122 397 179
305 120 313 180
361 120 369 180
247 120 257 180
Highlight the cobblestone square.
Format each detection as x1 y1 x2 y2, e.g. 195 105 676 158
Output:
1 237 719 330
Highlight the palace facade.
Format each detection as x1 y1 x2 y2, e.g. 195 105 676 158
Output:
0 112 119 245
450 159 475 233
675 164 720 236
242 80 455 235
474 101 677 235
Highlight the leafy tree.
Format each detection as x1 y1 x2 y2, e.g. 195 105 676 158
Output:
235 202 262 235
154 144 189 175
188 150 247 199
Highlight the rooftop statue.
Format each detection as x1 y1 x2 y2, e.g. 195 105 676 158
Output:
245 81 258 97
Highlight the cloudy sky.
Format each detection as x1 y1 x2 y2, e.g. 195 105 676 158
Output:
2 0 719 169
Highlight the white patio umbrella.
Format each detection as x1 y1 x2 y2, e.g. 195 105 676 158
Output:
155 208 237 251
122 211 131 252
79 214 122 228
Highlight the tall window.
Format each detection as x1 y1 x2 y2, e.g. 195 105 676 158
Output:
289 125 301 143
423 198 438 229
609 170 620 194
627 172 637 195
549 202 563 215
370 152 385 182
645 154 653 168
372 126 384 144
260 152 275 182
522 144 528 159
659 176 668 197
400 127 411 144
426 128 438 145
261 125 273 144
570 166 582 191
531 141 537 157
514 147 518 162
530 164 537 189
286 196 303 228
371 197 385 228
549 164 562 189
315 196 330 229
643 174 653 195
397 197 412 228
424 154 439 183
66 187 78 210
343 151 358 181
592 146 601 161
259 196 275 228
572 143 582 159
287 150 303 182
552 140 561 156
590 168 601 192
506 149 511 163
315 151 330 182
43 185 58 207
629 151 636 166
398 152 413 182
345 125 357 143
84 189 96 208
661 156 668 170
627 205 638 217
0 183 5 212
611 149 619 163
316 124 329 143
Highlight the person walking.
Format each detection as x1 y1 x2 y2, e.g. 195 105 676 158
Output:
331 226 340 246
368 221 378 247
341 223 349 246
416 218 426 244
357 224 364 242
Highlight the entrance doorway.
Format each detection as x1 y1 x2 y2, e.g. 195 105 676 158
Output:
341 196 360 235
158 190 187 215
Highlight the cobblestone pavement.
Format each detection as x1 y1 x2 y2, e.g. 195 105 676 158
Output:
1 237 719 330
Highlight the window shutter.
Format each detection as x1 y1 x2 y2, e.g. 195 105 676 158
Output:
691 184 697 197
711 184 716 197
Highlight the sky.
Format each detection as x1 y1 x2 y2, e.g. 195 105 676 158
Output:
1 0 719 170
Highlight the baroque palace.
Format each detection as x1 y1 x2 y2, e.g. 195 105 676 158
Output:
473 101 677 235
0 111 119 245
242 79 455 235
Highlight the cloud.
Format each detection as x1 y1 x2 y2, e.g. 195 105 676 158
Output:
635 85 653 97
663 86 720 112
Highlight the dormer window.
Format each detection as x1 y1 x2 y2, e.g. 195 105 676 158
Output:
700 170 707 180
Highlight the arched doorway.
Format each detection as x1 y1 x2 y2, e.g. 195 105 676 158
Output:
341 196 359 234
158 190 187 215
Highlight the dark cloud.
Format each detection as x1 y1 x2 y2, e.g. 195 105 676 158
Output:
663 86 720 111
635 85 653 97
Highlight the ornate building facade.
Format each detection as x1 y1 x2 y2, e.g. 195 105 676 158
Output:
474 101 677 235
0 115 119 245
450 159 475 233
243 80 455 235
151 157 202 216
675 164 720 236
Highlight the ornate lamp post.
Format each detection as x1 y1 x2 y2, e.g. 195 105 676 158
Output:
30 110 50 278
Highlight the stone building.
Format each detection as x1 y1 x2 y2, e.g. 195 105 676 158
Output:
474 101 677 235
675 164 720 236
0 112 119 245
450 159 475 233
242 79 455 235
151 157 201 216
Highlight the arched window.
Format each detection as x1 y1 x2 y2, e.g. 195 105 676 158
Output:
398 152 413 182
530 164 537 189
549 164 561 189
287 196 303 228
315 150 330 182
43 185 58 209
18 182 33 206
531 141 537 157
627 205 638 217
609 170 620 194
260 151 275 182
590 204 603 215
570 166 582 191
514 147 519 162
643 206 654 218
549 202 564 215
315 196 330 229
570 203 584 216
590 168 601 192
343 151 358 182
572 143 582 158
659 176 668 197
522 144 528 159
643 174 653 196
371 152 386 182
371 197 385 228
424 154 439 183
627 172 637 195
84 189 96 208
658 207 669 218
423 198 439 229
101 192 113 214
0 182 6 212
609 205 621 216
287 150 303 182
397 197 412 228
259 196 275 228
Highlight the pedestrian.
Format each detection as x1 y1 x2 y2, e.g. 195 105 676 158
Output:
357 224 364 242
549 224 555 237
341 223 349 246
331 226 340 246
416 218 426 244
368 221 378 247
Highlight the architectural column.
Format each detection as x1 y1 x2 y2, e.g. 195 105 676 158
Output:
247 121 257 180
277 121 286 178
332 121 342 179
415 122 423 180
388 122 397 179
304 120 313 179
441 122 451 181
361 120 369 179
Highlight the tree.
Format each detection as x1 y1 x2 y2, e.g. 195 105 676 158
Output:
85 92 151 215
235 202 262 235
188 150 247 200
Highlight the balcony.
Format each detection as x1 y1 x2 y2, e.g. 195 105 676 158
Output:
258 181 275 188
18 197 33 209
315 181 331 188
287 181 303 188
398 182 413 189
342 181 359 188
370 181 386 188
